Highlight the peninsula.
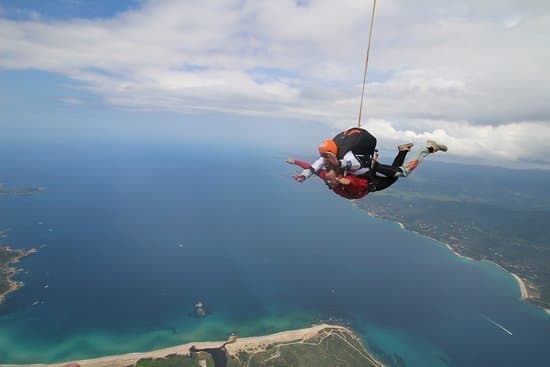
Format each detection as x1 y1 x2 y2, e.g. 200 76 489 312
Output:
0 324 384 367
0 244 36 304
0 182 42 303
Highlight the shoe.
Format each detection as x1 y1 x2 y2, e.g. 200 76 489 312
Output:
426 140 448 153
398 143 414 151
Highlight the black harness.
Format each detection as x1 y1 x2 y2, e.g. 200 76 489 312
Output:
332 128 377 169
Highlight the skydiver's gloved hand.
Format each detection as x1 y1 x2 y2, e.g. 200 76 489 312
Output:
286 157 296 164
293 174 306 182
338 178 350 185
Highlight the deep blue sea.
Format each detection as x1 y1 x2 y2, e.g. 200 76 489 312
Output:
0 140 548 366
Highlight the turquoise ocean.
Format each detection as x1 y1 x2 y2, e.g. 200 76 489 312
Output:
0 140 548 366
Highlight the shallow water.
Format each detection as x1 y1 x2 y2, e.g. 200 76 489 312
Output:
0 141 548 366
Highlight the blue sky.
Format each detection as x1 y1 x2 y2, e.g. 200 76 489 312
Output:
0 68 326 155
1 0 549 168
0 0 139 20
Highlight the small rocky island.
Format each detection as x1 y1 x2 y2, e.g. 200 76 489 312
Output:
194 300 206 317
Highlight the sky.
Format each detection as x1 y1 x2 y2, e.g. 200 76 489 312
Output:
1 0 549 168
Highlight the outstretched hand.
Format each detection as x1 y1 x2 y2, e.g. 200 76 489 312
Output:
286 157 296 164
293 174 305 182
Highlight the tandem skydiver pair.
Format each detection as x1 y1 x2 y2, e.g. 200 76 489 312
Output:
288 127 447 200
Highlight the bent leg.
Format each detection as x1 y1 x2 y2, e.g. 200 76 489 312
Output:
398 148 431 177
392 150 408 167
372 150 408 177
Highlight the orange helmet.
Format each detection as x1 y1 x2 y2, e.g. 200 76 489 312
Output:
318 139 338 155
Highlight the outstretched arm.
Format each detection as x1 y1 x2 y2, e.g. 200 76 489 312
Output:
287 157 327 181
287 157 310 169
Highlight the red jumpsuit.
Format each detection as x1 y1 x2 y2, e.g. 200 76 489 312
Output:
291 159 370 200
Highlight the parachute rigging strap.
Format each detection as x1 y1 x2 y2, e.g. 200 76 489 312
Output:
357 0 377 128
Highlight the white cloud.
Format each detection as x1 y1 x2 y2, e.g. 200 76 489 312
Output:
1 0 550 166
365 118 546 165
60 96 84 105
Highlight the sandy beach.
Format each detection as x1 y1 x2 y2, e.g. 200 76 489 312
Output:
511 273 529 300
224 323 350 354
480 260 529 300
0 324 347 367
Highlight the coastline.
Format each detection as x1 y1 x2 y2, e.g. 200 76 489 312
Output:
444 244 474 262
361 206 474 261
479 259 540 304
0 324 384 367
481 261 550 313
479 259 529 300
358 207 548 312
511 273 529 300
0 247 37 304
